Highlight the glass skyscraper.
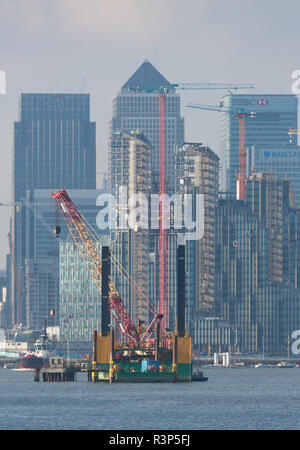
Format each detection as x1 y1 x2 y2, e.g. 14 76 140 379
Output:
220 94 298 195
11 94 96 327
60 241 103 344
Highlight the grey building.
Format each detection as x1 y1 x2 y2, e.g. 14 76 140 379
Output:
220 94 297 195
215 198 269 352
175 143 219 316
245 172 300 286
193 317 240 354
11 93 96 327
24 189 105 331
247 145 300 207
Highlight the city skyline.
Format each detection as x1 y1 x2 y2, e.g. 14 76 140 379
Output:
1 1 300 433
1 0 300 267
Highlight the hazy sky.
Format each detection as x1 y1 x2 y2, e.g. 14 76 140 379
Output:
0 0 299 268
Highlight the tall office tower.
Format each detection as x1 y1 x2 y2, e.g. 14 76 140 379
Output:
110 131 152 326
215 198 270 352
110 60 184 194
220 94 297 195
245 172 300 285
11 94 96 327
246 146 300 207
175 143 219 318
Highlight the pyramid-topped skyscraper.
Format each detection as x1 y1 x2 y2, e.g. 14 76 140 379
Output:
122 60 173 92
109 60 184 331
110 60 184 194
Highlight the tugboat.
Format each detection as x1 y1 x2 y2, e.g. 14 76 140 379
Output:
16 332 56 370
192 370 208 382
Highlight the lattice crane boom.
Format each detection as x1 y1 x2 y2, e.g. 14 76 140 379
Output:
126 83 254 94
51 189 140 344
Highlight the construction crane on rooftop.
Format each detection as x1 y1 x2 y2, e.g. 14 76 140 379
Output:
0 200 56 237
288 128 300 144
127 81 254 333
187 102 258 201
126 82 254 94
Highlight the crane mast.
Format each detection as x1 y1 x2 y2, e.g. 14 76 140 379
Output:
158 93 167 334
238 113 246 200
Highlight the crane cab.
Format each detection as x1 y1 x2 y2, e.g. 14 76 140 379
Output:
53 226 61 238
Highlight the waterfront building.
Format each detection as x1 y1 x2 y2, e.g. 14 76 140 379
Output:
193 317 240 354
256 283 300 354
213 174 300 354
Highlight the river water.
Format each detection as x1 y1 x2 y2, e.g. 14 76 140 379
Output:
0 366 299 430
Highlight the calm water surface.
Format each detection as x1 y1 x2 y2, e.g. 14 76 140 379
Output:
0 367 300 430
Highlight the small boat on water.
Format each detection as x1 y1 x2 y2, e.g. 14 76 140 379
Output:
254 363 268 368
277 361 295 368
192 370 208 382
